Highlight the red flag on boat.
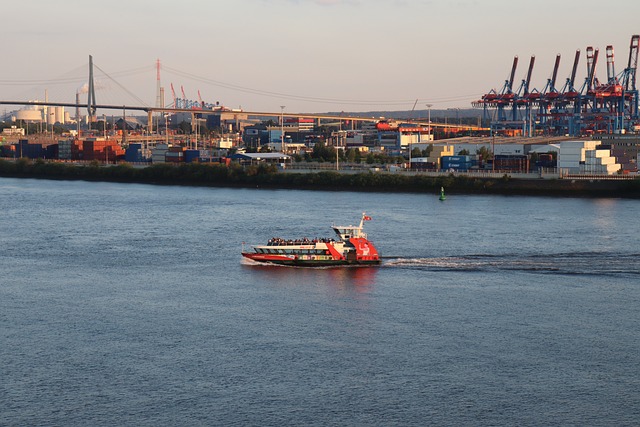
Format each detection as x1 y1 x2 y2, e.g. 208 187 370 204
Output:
363 215 372 221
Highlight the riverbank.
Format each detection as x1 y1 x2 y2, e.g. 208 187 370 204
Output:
1 158 639 197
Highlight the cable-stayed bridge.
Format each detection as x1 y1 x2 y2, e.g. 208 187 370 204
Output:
0 57 484 132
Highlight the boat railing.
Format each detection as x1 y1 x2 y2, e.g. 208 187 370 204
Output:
267 237 335 246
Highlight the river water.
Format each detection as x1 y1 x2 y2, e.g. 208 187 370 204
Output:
1 177 639 426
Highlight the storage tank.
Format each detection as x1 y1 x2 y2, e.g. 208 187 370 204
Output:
46 107 55 125
15 108 43 122
55 107 65 124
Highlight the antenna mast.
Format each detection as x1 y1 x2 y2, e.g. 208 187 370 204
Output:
87 55 97 129
155 59 162 109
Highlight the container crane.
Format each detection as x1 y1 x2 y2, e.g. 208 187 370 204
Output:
473 34 639 136
170 83 178 108
495 56 519 122
620 35 639 122
541 54 561 98
564 50 583 135
560 50 582 98
537 54 561 133
606 45 616 83
197 90 204 108
515 56 536 134
622 34 639 92
584 47 600 95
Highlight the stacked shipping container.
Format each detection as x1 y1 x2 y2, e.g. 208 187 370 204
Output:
165 146 184 163
124 143 150 163
151 144 169 163
58 139 82 160
581 148 620 174
184 149 200 163
494 155 529 172
441 155 473 171
82 139 124 162
558 141 599 173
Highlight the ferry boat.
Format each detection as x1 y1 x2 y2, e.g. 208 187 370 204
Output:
241 213 381 267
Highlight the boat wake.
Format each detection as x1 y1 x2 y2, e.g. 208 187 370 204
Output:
383 252 640 277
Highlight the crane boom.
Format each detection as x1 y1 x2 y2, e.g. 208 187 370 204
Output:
550 54 561 90
569 49 580 89
606 45 616 83
524 55 535 95
586 47 599 91
170 83 177 108
624 34 639 91
508 56 519 92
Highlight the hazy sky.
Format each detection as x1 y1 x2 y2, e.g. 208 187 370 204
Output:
2 0 639 113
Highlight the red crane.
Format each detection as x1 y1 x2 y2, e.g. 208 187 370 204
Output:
170 83 177 108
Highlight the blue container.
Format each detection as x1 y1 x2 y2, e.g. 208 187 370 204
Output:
443 155 471 163
184 149 200 163
125 149 143 162
24 144 44 159
45 144 58 159
441 160 471 171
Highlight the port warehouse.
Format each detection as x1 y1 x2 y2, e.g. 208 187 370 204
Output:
2 131 639 176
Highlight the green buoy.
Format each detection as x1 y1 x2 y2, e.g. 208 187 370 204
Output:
439 187 446 201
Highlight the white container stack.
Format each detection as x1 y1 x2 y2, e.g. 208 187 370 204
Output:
558 140 600 173
581 148 620 174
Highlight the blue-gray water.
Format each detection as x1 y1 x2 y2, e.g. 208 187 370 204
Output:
1 177 639 426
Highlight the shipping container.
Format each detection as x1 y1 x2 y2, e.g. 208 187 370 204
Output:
442 155 472 163
125 150 143 163
411 161 437 170
494 156 529 172
45 144 58 159
441 161 471 171
184 149 200 163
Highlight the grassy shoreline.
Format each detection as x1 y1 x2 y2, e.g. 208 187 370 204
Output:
1 158 639 198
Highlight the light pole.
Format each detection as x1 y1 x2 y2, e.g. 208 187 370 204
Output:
426 104 433 141
280 105 285 154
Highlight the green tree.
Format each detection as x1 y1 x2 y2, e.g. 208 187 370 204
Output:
476 146 492 161
312 140 336 162
178 121 191 134
354 149 362 163
346 148 356 163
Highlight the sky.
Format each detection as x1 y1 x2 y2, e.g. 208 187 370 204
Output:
2 0 639 114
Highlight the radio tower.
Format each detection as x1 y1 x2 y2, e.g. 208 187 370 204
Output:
156 59 164 108
155 59 162 109
155 59 164 134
